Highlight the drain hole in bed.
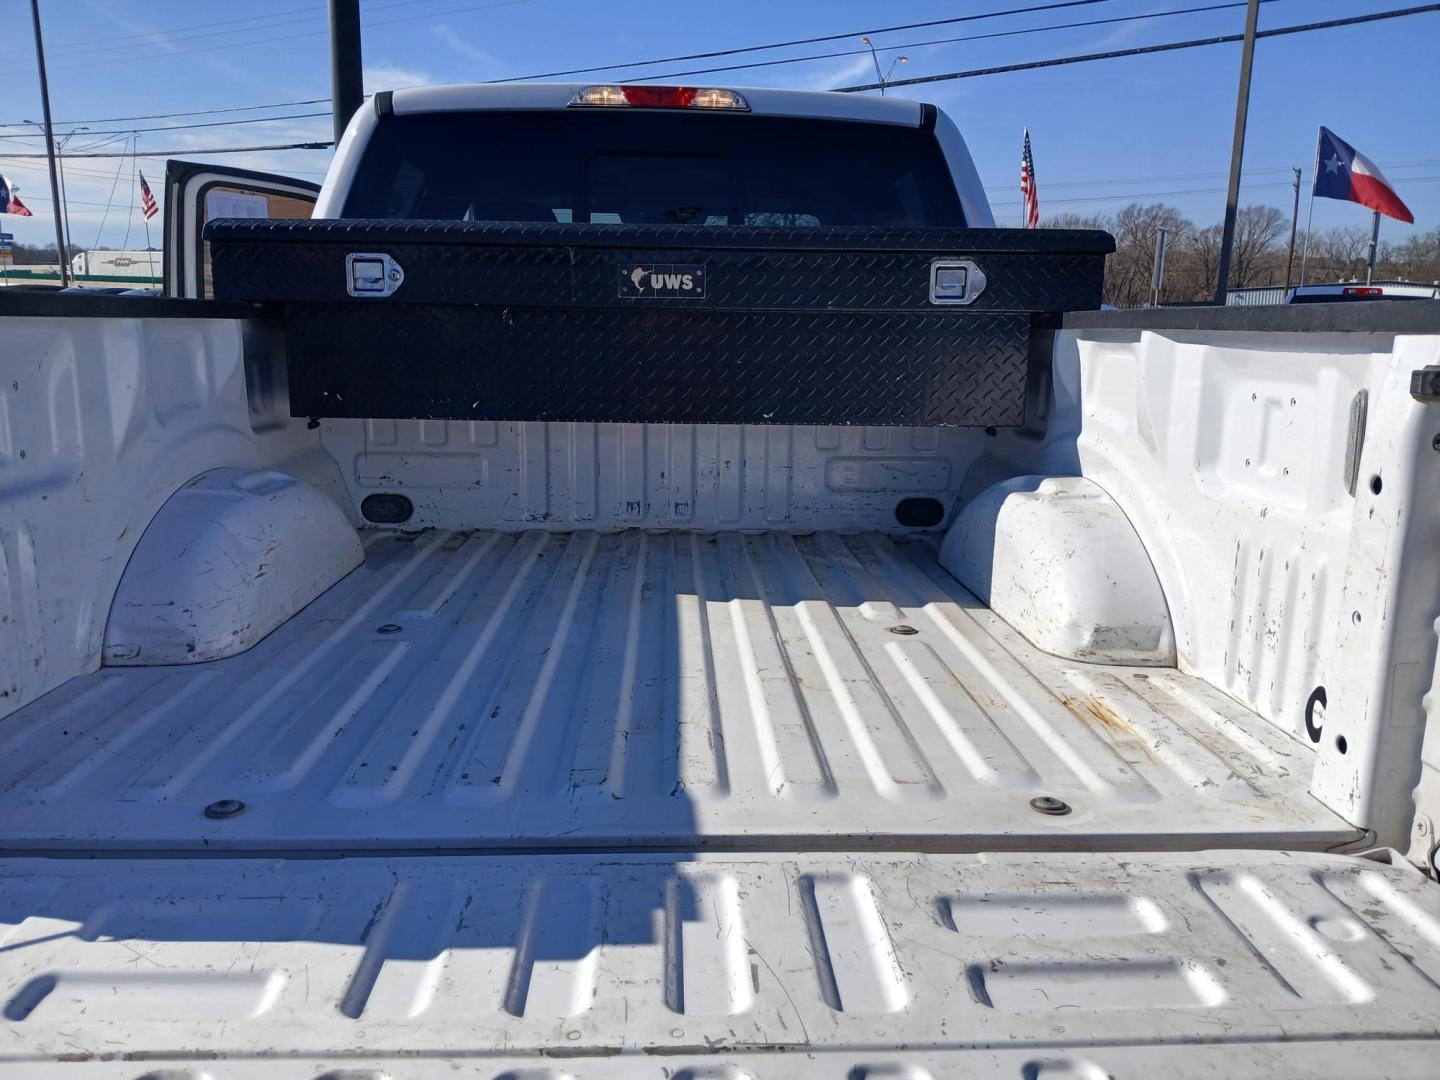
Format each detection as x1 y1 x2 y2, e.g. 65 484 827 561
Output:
896 497 945 528
361 493 414 524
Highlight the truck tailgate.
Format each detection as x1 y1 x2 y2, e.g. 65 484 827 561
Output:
3 849 1440 1074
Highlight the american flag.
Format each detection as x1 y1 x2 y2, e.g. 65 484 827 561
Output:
139 172 158 221
1020 128 1039 229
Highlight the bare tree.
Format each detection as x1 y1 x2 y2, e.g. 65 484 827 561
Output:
1228 205 1288 288
1042 211 1110 231
1183 223 1223 300
1099 203 1190 307
1040 205 1437 306
1300 225 1372 281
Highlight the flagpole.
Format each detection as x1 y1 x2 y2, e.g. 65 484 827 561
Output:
1365 210 1381 286
138 137 153 257
1297 126 1321 287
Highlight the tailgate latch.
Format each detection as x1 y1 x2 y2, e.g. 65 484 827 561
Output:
346 252 405 298
929 258 987 306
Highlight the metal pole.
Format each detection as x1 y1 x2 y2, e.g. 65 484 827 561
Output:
329 0 364 143
1284 167 1301 290
1366 210 1381 286
860 38 885 94
1213 0 1260 305
1150 226 1170 307
28 0 70 285
56 148 73 257
1298 131 1319 287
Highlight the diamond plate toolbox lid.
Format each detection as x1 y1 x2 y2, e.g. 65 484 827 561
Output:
204 219 1115 426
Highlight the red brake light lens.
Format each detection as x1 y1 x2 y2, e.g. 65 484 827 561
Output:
568 85 750 111
1343 287 1382 295
621 85 697 108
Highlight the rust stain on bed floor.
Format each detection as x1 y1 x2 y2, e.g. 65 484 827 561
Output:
1061 693 1157 761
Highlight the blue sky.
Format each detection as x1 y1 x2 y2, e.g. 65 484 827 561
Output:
1 0 1436 249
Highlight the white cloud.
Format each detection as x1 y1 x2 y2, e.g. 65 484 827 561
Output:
754 52 879 93
433 24 506 79
363 65 436 93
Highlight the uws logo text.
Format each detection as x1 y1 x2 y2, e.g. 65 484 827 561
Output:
618 263 706 298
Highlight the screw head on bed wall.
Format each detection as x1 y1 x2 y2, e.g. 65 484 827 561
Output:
203 798 246 820
1029 795 1071 816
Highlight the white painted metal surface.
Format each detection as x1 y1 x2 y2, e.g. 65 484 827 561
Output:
1310 333 1440 848
2 849 1438 1070
1046 330 1391 740
19 1046 1440 1079
0 529 1352 851
322 418 982 532
0 317 317 719
103 467 362 665
940 475 1175 665
1027 327 1440 846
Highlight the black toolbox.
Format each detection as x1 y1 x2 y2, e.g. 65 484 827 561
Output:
206 219 1113 427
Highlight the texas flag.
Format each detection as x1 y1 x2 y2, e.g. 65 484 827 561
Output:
1313 127 1413 224
0 174 33 217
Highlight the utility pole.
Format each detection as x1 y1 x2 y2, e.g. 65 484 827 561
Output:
329 0 364 143
28 0 70 285
1284 166 1301 290
1213 0 1260 305
1150 226 1170 308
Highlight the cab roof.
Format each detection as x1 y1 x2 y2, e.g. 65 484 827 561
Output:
389 82 929 128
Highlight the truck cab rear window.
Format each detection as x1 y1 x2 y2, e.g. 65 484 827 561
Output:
341 111 965 227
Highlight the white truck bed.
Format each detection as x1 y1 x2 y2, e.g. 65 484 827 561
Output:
0 528 1354 852
4 848 1440 1075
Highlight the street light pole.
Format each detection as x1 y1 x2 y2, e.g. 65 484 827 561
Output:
25 123 89 259
28 0 70 285
858 38 907 95
1150 226 1170 308
1213 0 1260 305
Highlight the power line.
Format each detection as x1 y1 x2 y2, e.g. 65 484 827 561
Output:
10 0 461 62
496 0 1116 82
0 0 528 65
1025 160 1440 192
988 175 1440 207
4 0 478 57
0 3 1111 127
0 0 1267 130
607 0 1286 85
837 4 1440 91
0 141 331 159
0 98 332 129
10 0 540 71
0 112 330 140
